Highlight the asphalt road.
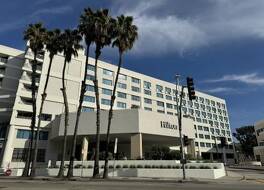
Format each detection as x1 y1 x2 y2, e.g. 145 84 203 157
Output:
0 179 263 190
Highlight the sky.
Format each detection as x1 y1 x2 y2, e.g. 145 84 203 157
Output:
1 0 264 133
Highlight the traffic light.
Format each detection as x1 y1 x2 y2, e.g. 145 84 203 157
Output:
183 135 189 146
187 77 195 100
220 137 227 148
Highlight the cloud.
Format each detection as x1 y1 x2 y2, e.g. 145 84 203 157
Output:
31 6 73 17
205 87 235 93
206 73 264 85
110 0 264 55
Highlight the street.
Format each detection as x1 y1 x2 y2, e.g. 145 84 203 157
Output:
0 168 263 190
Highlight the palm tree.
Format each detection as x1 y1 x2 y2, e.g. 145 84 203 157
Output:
92 9 116 178
22 23 46 177
30 29 62 177
67 8 96 178
103 15 138 178
57 29 82 178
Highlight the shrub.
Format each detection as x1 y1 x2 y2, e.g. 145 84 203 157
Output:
116 165 121 169
189 166 197 169
123 165 128 168
172 165 180 169
144 165 151 168
213 166 218 169
167 165 172 169
100 165 105 169
87 165 93 169
137 165 143 168
151 165 156 168
199 165 211 169
109 165 114 169
54 165 59 168
129 165 136 168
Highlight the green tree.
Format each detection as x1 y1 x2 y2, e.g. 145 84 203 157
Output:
67 8 96 178
92 9 115 178
57 29 82 178
23 23 46 177
103 15 138 178
233 126 257 159
31 29 62 177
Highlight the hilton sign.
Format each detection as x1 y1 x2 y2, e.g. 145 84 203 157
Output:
160 121 178 130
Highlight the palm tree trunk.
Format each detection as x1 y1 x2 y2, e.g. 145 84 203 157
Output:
93 46 101 178
67 44 90 178
30 56 53 177
58 58 69 178
22 53 37 177
103 51 123 179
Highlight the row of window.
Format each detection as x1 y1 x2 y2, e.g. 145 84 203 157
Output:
195 125 231 135
16 129 49 140
195 142 233 149
12 148 46 162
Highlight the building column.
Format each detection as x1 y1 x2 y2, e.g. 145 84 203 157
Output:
81 137 89 161
130 133 142 159
1 125 15 168
187 139 195 159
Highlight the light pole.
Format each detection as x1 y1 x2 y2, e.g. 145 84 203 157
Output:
175 75 186 180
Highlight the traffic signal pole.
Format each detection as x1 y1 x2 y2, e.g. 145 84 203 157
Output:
178 85 186 180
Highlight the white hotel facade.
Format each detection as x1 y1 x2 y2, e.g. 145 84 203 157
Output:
0 44 234 168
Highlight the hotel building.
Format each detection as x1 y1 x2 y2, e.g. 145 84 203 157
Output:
0 44 234 168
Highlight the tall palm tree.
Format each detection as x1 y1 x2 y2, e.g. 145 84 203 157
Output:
103 15 138 178
57 29 82 178
92 9 116 178
22 23 46 177
67 7 96 178
30 29 62 177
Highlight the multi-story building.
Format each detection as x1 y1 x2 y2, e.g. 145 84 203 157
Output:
254 120 264 164
0 44 234 168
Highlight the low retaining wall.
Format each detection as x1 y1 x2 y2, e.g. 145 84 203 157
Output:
34 168 225 179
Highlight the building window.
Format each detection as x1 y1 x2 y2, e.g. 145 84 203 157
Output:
200 142 205 147
0 55 8 63
84 96 95 103
40 114 52 121
86 74 94 81
117 82 127 89
131 86 140 92
167 112 173 115
118 74 127 80
132 77 140 84
12 148 28 162
165 87 171 95
144 89 151 95
87 64 95 71
205 135 210 139
39 131 49 140
203 127 209 132
156 85 163 93
144 107 152 111
166 95 172 101
166 103 173 109
103 69 113 76
157 101 164 107
86 85 95 92
157 110 165 114
102 88 112 96
131 95 140 102
103 78 112 86
82 107 94 112
198 125 203 130
195 142 199 146
144 98 152 104
199 134 204 138
156 93 163 98
17 129 31 139
206 143 211 148
117 102 126 108
17 111 33 119
144 81 151 89
101 98 111 105
117 92 126 99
